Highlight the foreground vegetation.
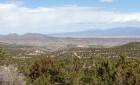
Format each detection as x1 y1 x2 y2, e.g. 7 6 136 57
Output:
0 42 140 85
26 54 140 85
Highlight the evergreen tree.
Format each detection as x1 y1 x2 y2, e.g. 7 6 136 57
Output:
0 46 5 64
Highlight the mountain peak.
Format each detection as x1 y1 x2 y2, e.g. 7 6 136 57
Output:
24 33 41 35
7 33 18 36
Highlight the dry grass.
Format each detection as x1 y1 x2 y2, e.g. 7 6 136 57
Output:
0 65 26 85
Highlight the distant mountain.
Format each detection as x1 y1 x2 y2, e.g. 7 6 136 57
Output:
0 32 140 51
50 27 140 37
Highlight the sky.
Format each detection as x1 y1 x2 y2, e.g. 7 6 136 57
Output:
0 0 140 34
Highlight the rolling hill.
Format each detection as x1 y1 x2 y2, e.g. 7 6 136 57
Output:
53 42 140 58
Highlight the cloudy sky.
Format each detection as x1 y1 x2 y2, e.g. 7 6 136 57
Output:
0 0 140 34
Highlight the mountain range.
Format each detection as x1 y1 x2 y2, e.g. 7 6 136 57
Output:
50 27 140 37
0 27 140 51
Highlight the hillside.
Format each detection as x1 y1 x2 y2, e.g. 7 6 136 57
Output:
52 42 140 58
1 41 140 66
1 41 140 85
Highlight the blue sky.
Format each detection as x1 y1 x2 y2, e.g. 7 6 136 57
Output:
26 0 140 12
0 0 139 12
0 0 140 34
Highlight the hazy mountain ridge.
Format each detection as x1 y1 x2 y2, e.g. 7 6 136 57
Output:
50 27 140 37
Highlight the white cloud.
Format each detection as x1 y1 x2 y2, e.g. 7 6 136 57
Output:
0 3 140 34
98 0 117 2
